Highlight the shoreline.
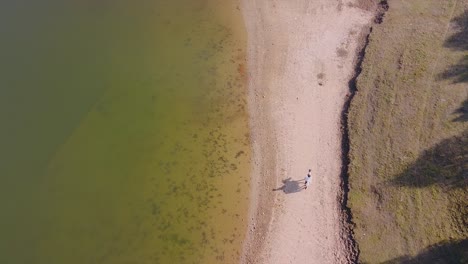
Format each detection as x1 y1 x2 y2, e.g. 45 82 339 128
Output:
240 1 374 263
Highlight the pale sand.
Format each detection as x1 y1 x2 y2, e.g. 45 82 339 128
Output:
240 1 373 263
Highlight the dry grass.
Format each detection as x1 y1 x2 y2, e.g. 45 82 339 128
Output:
348 0 468 263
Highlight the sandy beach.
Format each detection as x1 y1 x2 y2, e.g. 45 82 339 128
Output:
241 1 373 263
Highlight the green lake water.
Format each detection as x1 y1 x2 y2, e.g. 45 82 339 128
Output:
0 1 251 263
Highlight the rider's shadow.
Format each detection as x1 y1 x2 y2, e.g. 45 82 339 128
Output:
273 177 304 194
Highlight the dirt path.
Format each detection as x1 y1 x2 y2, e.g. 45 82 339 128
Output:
240 1 373 263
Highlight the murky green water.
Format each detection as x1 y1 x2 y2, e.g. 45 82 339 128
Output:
0 1 250 263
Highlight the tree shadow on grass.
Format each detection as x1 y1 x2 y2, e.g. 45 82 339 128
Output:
390 131 467 189
444 10 468 51
379 239 468 264
439 55 468 84
438 10 468 84
272 177 304 194
453 99 468 122
385 132 468 264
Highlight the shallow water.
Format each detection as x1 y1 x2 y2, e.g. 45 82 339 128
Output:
0 1 250 263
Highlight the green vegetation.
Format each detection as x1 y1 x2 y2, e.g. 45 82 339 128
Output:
348 0 467 263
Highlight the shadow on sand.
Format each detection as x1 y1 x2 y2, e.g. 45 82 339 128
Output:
273 177 305 194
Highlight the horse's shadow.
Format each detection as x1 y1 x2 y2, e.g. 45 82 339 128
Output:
272 177 304 194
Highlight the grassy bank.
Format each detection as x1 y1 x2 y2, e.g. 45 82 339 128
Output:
348 0 467 263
